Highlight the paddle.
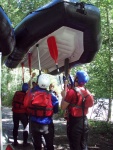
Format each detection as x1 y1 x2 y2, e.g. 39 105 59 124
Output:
63 58 70 121
47 36 62 85
64 58 69 80
36 44 42 83
28 52 32 87
47 36 58 70
21 62 24 83
36 44 41 75
64 58 69 92
28 52 32 77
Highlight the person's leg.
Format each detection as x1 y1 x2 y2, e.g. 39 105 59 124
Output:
23 131 28 145
67 121 69 139
68 125 82 150
32 132 42 150
13 113 19 145
43 123 54 150
30 121 42 150
20 113 29 145
80 117 89 150
68 116 85 150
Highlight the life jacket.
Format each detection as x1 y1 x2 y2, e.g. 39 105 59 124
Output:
69 87 91 117
24 90 53 117
12 91 26 113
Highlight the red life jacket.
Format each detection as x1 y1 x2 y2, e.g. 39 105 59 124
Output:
24 90 53 117
69 87 93 117
12 91 26 113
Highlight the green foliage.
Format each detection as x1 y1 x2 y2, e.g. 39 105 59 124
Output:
71 0 113 103
89 120 113 136
0 0 51 27
1 65 30 106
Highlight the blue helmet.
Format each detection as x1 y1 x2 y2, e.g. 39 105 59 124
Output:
22 83 29 92
76 70 89 85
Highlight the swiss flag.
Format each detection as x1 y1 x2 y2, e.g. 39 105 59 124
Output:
5 145 13 150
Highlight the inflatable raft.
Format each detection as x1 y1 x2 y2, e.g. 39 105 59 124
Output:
5 0 101 74
0 7 15 56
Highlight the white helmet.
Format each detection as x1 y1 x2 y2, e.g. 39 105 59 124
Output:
38 74 50 89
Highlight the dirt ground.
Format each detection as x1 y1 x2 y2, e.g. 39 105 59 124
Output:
2 107 113 150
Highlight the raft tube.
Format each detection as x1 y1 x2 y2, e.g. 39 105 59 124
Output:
0 6 15 56
5 0 101 74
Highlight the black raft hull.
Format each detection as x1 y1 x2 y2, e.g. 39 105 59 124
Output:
0 6 15 56
5 0 101 74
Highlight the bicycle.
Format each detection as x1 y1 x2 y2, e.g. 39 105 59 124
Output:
90 99 109 121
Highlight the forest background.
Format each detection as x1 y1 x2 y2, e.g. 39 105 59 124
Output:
1 0 113 122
